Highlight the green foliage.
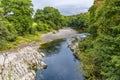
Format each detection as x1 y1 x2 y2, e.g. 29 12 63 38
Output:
68 14 87 28
34 7 66 30
67 13 89 32
77 0 120 80
0 0 68 50
60 16 69 27
0 20 17 50
37 23 51 31
1 0 33 35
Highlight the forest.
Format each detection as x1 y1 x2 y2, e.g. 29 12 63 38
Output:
0 0 120 80
76 0 120 80
0 0 68 50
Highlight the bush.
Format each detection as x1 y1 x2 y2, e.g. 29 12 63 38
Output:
0 20 17 50
29 22 38 34
0 20 17 41
37 23 50 32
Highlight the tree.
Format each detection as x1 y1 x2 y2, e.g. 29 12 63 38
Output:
34 9 44 23
0 20 17 50
1 0 34 35
0 1 17 50
77 0 120 80
34 7 63 30
68 13 88 30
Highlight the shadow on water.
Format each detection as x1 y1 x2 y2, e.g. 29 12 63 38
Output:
36 39 84 80
39 39 65 57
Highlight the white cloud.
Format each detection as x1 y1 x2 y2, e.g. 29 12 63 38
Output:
53 0 93 7
32 0 94 15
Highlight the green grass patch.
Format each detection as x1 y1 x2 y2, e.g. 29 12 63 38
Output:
1 31 47 51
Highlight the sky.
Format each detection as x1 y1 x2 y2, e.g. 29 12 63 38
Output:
32 0 94 16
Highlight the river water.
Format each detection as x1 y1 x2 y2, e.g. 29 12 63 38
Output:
36 39 84 80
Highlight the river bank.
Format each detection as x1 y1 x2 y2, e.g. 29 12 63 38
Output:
0 28 78 80
0 47 47 80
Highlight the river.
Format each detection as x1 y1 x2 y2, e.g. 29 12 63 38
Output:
35 39 84 80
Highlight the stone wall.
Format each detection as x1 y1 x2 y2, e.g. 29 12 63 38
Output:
0 47 47 80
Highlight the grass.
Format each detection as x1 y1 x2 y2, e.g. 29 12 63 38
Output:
3 31 47 50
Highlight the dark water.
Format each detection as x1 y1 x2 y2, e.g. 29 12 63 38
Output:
36 39 84 80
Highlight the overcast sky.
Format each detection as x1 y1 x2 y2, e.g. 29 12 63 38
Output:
32 0 94 16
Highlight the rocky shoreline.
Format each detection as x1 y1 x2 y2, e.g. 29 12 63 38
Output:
0 46 47 80
68 38 80 58
0 28 77 80
68 33 90 58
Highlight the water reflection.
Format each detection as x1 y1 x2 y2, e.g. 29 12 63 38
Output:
36 39 84 80
39 39 64 56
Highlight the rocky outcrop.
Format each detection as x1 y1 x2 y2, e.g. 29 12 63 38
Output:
68 33 90 54
68 33 90 59
68 42 79 54
68 39 80 59
0 47 47 80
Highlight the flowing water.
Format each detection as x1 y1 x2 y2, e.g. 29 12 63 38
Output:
36 39 84 80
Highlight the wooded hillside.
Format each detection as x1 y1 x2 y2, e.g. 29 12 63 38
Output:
77 0 120 80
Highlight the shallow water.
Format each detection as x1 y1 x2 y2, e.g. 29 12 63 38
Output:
36 39 84 80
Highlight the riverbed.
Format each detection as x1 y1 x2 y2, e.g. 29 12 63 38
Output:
35 39 84 80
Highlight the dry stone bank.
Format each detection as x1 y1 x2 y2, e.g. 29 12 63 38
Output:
0 46 46 80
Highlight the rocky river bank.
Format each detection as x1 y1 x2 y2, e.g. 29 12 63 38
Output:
68 33 90 58
0 46 47 80
0 28 78 80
